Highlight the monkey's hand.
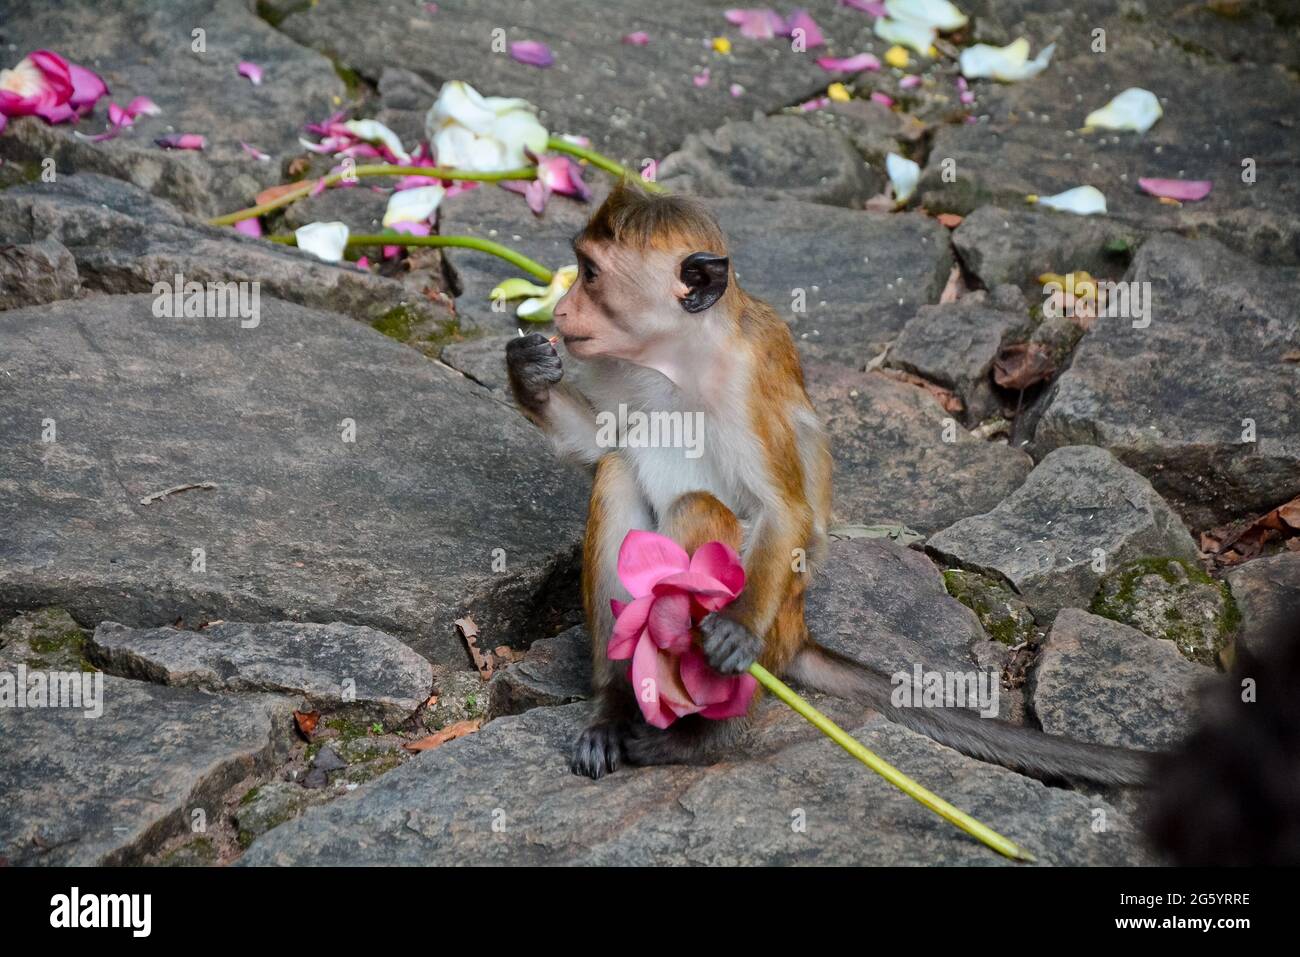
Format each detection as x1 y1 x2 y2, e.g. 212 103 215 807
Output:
506 332 563 413
699 612 763 675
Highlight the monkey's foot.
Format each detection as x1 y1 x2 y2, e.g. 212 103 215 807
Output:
698 613 762 675
569 721 627 779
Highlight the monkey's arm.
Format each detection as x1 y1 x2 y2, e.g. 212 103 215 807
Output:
505 333 604 466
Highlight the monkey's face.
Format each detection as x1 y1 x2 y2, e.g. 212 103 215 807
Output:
554 239 730 368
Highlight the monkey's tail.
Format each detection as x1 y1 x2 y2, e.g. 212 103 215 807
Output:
786 643 1150 787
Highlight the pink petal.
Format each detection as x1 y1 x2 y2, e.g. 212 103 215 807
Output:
237 61 264 85
730 83 744 98
445 180 480 199
309 176 328 198
693 68 711 87
689 540 745 596
155 133 205 150
647 591 694 653
617 530 689 598
382 219 430 258
34 101 78 124
816 53 880 73
724 8 783 40
840 0 887 14
798 95 831 111
108 102 131 128
680 648 758 718
355 256 371 270
870 92 894 107
537 155 591 200
509 40 554 68
622 32 651 45
1138 177 1213 202
126 96 159 118
0 114 6 134
700 672 758 719
632 636 700 727
609 596 653 659
240 141 271 161
67 63 108 110
781 9 825 47
424 2 439 11
233 218 262 238
0 50 71 117
899 74 922 89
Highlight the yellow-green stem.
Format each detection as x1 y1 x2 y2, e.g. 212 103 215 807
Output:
545 136 665 192
267 233 553 283
748 662 1037 863
208 165 536 226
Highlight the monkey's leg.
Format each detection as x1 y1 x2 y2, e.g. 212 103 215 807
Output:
622 491 767 768
570 452 653 779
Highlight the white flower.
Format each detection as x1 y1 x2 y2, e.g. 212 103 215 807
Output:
425 80 549 172
295 221 350 262
1084 88 1162 133
383 184 446 227
1035 186 1107 216
960 39 1055 81
340 119 411 164
874 17 938 56
886 152 921 204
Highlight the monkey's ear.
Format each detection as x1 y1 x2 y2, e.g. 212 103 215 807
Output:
677 252 729 313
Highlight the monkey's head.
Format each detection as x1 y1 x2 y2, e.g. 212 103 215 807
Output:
554 180 734 368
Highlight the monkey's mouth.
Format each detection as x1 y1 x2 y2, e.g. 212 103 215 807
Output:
562 335 592 346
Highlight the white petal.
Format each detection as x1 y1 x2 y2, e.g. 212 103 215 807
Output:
1084 87 1162 133
295 221 350 262
884 0 968 31
341 119 411 163
429 80 499 136
383 184 446 227
960 39 1054 81
874 17 937 55
886 152 921 204
491 109 550 167
1037 186 1107 216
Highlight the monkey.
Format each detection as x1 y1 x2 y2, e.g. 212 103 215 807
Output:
506 180 1148 787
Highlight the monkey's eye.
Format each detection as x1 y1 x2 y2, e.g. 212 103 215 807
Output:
581 260 599 283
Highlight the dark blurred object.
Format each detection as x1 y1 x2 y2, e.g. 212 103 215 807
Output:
1145 618 1300 864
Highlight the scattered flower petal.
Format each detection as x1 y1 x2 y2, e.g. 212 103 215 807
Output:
1084 87 1162 133
724 8 784 40
816 52 881 72
295 221 350 262
240 141 271 161
871 91 895 106
899 74 922 89
155 133 206 150
237 61 264 85
883 44 910 68
729 82 745 97
782 9 826 48
827 82 851 102
233 217 262 238
1138 177 1212 202
885 0 967 30
841 0 888 14
886 151 920 203
382 220 430 258
342 118 411 164
712 36 733 55
623 31 651 45
383 183 446 226
960 38 1055 81
875 17 936 56
509 40 554 68
516 264 578 322
1033 185 1107 215
693 68 711 87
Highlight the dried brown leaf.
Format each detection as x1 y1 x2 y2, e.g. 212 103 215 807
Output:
403 719 482 752
993 343 1056 391
456 616 493 679
293 709 320 739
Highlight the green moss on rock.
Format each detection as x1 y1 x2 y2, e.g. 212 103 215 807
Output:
943 569 1038 646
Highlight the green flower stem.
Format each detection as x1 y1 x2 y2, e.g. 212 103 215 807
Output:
208 165 537 226
267 233 553 284
545 136 665 192
748 662 1038 862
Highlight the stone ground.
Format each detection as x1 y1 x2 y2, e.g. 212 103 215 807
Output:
1 0 1298 867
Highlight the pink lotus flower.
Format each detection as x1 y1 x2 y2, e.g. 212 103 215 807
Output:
0 50 108 125
509 40 554 68
816 53 881 72
623 32 651 46
501 152 591 215
1138 177 1212 202
608 530 756 729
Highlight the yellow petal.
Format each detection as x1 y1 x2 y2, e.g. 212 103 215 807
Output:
827 82 850 102
884 45 912 68
711 36 732 55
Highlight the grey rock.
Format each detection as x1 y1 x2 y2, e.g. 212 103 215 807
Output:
311 746 347 772
488 625 590 720
659 115 881 208
1033 236 1300 529
0 294 586 666
425 669 490 730
0 608 91 672
804 99 927 165
927 446 1200 622
279 184 390 232
234 780 325 849
89 620 434 721
807 539 1015 719
1226 553 1300 656
0 239 81 309
887 289 1035 422
951 206 1136 294
1090 558 1235 666
1031 608 1211 752
240 700 1149 865
0 0 347 215
0 670 299 865
814 370 1033 535
0 174 451 333
941 569 1041 648
440 335 514 396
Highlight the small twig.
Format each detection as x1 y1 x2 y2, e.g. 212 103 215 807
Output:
139 481 216 506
